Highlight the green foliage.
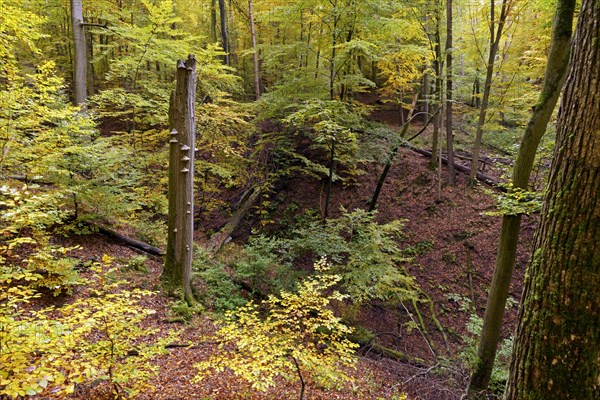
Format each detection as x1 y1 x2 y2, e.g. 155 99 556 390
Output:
485 185 543 216
462 314 513 395
404 240 435 257
0 261 178 399
216 209 419 307
24 246 81 295
192 247 247 312
230 237 297 296
194 258 358 395
117 254 149 273
90 0 239 142
255 99 369 199
282 209 418 305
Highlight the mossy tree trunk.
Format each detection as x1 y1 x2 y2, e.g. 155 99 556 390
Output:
465 0 576 396
162 55 197 305
504 0 600 396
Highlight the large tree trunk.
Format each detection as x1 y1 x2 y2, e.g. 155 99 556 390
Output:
162 55 197 305
465 0 576 395
70 0 87 107
505 0 600 396
469 0 512 181
445 0 455 184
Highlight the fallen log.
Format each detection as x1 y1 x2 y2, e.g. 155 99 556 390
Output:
96 225 165 256
3 175 53 185
402 143 506 191
352 334 428 368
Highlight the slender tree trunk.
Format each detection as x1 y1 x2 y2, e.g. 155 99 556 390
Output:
445 0 455 184
469 0 512 181
323 138 336 219
228 0 238 66
248 0 260 100
422 13 430 117
162 55 197 305
314 23 323 79
329 0 339 100
70 0 87 107
465 0 576 396
218 0 229 65
505 0 600 396
369 95 418 212
429 8 442 170
210 0 218 43
87 25 95 96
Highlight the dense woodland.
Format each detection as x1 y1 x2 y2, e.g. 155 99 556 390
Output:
0 0 598 399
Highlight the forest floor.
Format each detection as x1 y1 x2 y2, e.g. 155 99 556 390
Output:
31 102 537 400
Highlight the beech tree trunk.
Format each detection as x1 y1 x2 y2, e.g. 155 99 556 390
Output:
210 0 218 43
162 55 197 305
445 0 455 184
248 0 260 100
218 0 229 66
505 0 600 396
465 0 576 396
70 0 87 107
429 1 442 170
469 0 512 181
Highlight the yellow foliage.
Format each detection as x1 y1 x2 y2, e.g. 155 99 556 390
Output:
0 261 178 399
195 258 359 394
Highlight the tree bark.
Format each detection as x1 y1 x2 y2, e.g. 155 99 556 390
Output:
329 0 339 100
505 0 600 396
162 55 197 305
218 0 229 66
210 0 218 43
445 0 455 184
70 0 87 107
465 0 576 395
429 1 442 170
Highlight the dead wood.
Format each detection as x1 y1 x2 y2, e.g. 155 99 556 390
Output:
402 144 506 191
206 186 261 255
96 224 165 256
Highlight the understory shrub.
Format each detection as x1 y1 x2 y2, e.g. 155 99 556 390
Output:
0 260 178 399
195 259 359 398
